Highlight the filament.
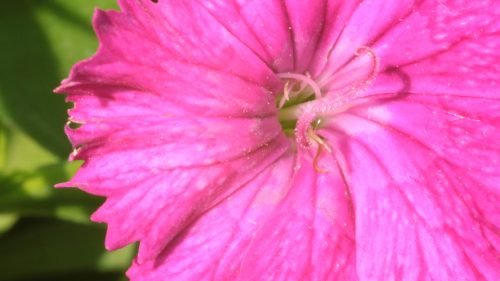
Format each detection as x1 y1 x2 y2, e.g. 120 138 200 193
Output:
277 72 323 100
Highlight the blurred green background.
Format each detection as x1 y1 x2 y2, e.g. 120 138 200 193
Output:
0 1 135 280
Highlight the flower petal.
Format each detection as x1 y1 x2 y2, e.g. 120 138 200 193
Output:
59 113 289 261
57 0 283 115
194 0 362 73
194 0 294 71
321 93 500 280
311 0 418 79
56 0 296 263
128 152 357 280
368 0 499 98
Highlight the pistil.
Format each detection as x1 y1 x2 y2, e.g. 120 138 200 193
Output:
276 46 380 173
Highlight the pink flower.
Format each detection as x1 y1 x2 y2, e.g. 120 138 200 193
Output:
56 0 500 280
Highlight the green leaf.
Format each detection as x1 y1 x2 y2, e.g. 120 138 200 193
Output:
0 218 135 281
0 122 6 170
0 162 102 223
2 122 59 173
0 213 18 235
0 0 118 159
34 0 119 75
0 1 68 158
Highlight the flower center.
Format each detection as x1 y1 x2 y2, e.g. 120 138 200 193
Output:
275 47 380 171
276 72 323 135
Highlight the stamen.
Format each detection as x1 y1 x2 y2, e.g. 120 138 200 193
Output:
307 126 332 173
313 144 328 173
277 72 323 100
294 73 311 94
276 48 380 175
278 81 292 109
307 127 332 153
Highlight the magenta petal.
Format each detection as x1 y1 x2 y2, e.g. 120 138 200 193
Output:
321 93 500 280
310 0 418 79
57 1 284 102
71 118 288 261
235 161 356 280
57 0 294 264
366 0 499 98
194 0 294 71
56 0 500 279
128 153 356 280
